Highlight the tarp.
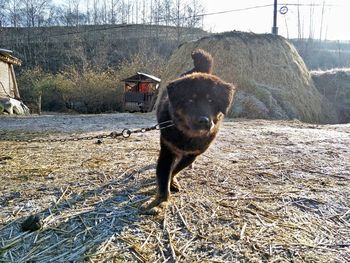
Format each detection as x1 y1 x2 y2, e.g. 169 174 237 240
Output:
0 48 21 99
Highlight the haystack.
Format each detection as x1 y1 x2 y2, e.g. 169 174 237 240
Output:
156 31 336 123
311 68 350 123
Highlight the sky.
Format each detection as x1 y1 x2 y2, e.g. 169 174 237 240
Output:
200 0 350 41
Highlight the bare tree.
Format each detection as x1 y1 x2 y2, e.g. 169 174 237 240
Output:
0 0 9 27
308 2 315 39
134 0 138 24
72 0 80 26
0 0 206 28
93 0 99 24
173 0 184 42
297 0 301 39
43 5 57 25
85 0 91 24
7 0 22 27
140 0 147 24
101 0 107 23
120 0 130 24
185 0 203 28
163 0 172 26
109 0 119 24
21 0 51 27
319 0 326 41
61 0 73 26
126 0 131 24
154 0 163 25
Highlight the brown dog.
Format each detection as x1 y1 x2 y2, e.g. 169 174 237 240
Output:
143 49 235 214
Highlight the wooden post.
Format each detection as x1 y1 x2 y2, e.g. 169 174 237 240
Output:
37 95 42 115
9 64 20 99
122 83 126 112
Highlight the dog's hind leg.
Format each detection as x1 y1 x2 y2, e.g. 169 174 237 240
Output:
170 154 196 192
142 141 177 214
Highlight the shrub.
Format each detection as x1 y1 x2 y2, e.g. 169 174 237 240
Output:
57 67 123 113
17 67 48 101
17 50 166 113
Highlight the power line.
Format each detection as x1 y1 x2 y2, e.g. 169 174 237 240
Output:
0 2 339 41
0 4 276 42
196 4 274 17
45 4 277 38
195 2 336 18
281 3 335 7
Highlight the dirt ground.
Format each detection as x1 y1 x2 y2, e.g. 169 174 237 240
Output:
0 113 349 262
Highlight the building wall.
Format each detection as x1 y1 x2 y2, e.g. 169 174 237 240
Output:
0 61 15 97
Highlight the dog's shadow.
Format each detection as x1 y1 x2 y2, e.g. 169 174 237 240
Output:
0 164 159 262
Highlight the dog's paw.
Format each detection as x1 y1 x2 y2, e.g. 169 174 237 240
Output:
170 178 181 192
140 196 169 215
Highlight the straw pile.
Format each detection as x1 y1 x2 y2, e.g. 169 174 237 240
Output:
311 68 350 124
0 114 349 262
155 31 336 123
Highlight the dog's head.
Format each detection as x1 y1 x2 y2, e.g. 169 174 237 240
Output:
167 73 235 137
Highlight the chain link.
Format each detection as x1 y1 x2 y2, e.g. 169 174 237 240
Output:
2 120 174 143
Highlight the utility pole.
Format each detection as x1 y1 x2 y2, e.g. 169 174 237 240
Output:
272 0 278 35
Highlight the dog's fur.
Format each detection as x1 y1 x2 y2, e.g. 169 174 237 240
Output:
142 49 235 214
181 49 213 76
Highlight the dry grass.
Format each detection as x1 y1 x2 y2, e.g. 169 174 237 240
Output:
1 114 350 262
156 31 336 123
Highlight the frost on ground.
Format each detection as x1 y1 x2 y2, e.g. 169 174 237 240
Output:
0 113 349 262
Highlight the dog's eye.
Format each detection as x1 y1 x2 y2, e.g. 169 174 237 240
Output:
188 99 194 103
208 98 213 103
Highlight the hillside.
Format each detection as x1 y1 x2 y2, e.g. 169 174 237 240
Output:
0 24 208 72
1 25 349 73
312 68 350 123
291 39 350 70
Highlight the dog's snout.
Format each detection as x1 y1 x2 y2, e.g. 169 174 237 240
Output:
198 116 210 125
197 116 212 129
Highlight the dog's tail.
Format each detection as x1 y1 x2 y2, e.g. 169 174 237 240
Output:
181 49 213 76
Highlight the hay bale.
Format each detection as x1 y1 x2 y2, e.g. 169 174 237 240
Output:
311 68 350 123
156 31 336 123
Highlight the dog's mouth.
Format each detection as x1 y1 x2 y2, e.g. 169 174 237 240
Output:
174 114 215 137
191 116 214 132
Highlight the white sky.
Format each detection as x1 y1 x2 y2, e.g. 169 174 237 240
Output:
201 0 350 40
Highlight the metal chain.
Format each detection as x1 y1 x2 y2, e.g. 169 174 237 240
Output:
2 120 174 143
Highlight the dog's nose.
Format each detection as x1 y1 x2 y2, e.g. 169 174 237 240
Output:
197 116 210 126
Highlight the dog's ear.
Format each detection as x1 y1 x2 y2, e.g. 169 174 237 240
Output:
166 81 182 105
216 82 236 114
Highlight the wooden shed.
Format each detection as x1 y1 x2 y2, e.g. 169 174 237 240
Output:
0 48 22 99
122 72 161 112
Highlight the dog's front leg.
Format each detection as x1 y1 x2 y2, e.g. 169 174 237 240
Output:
170 154 196 192
142 140 177 215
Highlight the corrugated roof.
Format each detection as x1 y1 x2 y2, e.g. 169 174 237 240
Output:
0 48 22 65
0 48 13 54
122 72 161 83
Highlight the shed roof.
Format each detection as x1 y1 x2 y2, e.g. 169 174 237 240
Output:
122 72 161 83
0 48 22 65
